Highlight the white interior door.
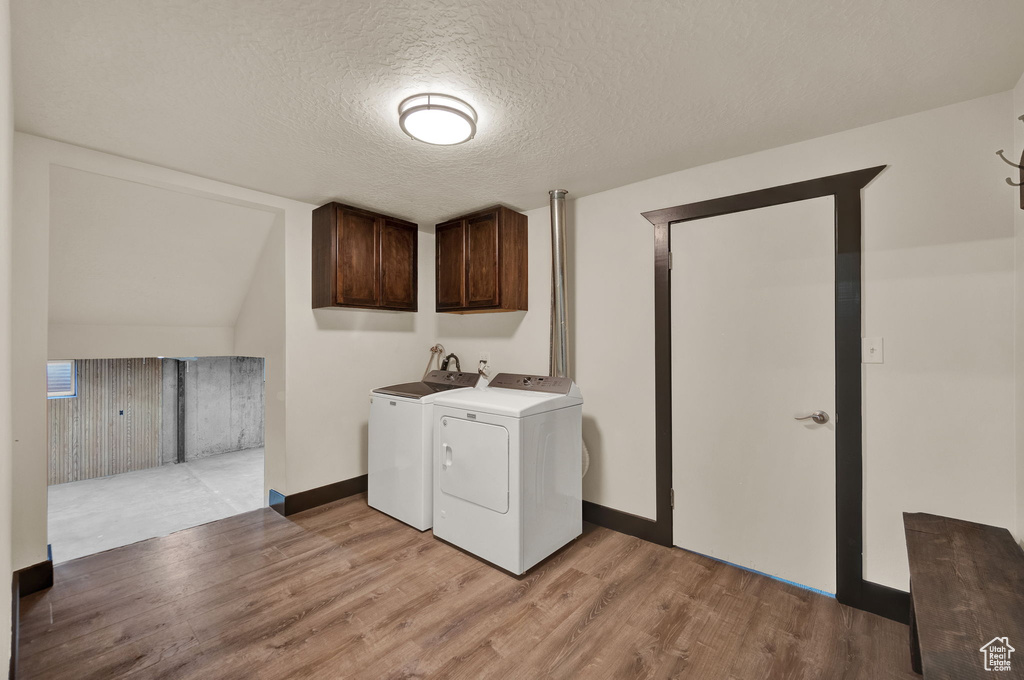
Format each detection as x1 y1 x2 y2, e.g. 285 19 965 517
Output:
670 197 837 594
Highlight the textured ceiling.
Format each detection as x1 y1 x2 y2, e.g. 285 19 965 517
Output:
14 0 1024 226
49 166 276 327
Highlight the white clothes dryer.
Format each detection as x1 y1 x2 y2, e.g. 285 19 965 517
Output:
432 373 583 574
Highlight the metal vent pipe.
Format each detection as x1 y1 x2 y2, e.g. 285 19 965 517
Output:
549 189 590 477
549 189 569 378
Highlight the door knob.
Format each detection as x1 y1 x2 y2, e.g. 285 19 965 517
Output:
795 410 830 424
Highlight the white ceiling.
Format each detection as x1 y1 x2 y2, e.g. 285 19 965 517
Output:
48 166 276 328
14 1 1024 226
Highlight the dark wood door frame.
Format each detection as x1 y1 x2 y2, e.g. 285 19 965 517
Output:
637 166 908 623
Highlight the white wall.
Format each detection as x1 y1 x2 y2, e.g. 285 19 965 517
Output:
11 120 49 572
1015 70 1024 548
281 219 430 493
0 0 14 666
48 324 235 360
234 217 286 502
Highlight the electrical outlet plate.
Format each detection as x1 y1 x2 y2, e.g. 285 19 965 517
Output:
862 337 883 364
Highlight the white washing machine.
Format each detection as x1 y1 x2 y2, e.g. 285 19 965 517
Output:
368 370 480 530
432 373 583 574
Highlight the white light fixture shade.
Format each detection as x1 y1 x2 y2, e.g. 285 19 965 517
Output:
398 94 478 145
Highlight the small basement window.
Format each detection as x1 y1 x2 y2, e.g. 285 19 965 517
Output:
46 360 77 399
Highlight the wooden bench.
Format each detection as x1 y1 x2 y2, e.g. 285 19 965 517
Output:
904 512 1024 678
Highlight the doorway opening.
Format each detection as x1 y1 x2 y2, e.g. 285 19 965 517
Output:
46 356 266 563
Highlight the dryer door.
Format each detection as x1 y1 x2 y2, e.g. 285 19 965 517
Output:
439 417 509 513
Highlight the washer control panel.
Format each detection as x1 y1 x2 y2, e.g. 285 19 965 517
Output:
488 373 574 394
423 370 480 388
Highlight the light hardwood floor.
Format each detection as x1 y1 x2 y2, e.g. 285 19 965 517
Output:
18 494 919 679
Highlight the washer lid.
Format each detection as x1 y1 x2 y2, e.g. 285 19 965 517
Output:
372 370 480 400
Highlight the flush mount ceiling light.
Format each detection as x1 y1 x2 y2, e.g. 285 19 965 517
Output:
398 93 477 145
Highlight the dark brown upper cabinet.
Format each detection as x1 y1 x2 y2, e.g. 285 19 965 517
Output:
435 206 527 314
312 202 418 311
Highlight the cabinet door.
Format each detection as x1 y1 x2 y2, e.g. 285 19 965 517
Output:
336 208 380 307
435 220 466 310
466 211 500 308
379 218 417 310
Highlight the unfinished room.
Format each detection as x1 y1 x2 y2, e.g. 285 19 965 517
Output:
40 166 274 563
0 1 1023 679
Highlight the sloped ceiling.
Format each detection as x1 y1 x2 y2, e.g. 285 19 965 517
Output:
13 0 1024 225
48 166 276 328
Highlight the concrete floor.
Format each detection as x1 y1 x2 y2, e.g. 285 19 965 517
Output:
48 448 265 563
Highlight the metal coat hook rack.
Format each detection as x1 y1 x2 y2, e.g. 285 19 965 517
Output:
996 115 1024 209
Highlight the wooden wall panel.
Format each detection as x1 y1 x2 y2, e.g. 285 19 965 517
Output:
47 358 163 485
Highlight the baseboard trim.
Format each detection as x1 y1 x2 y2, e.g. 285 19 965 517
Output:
9 573 18 680
15 557 53 599
857 580 910 625
7 549 51 680
270 474 368 517
583 501 665 544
